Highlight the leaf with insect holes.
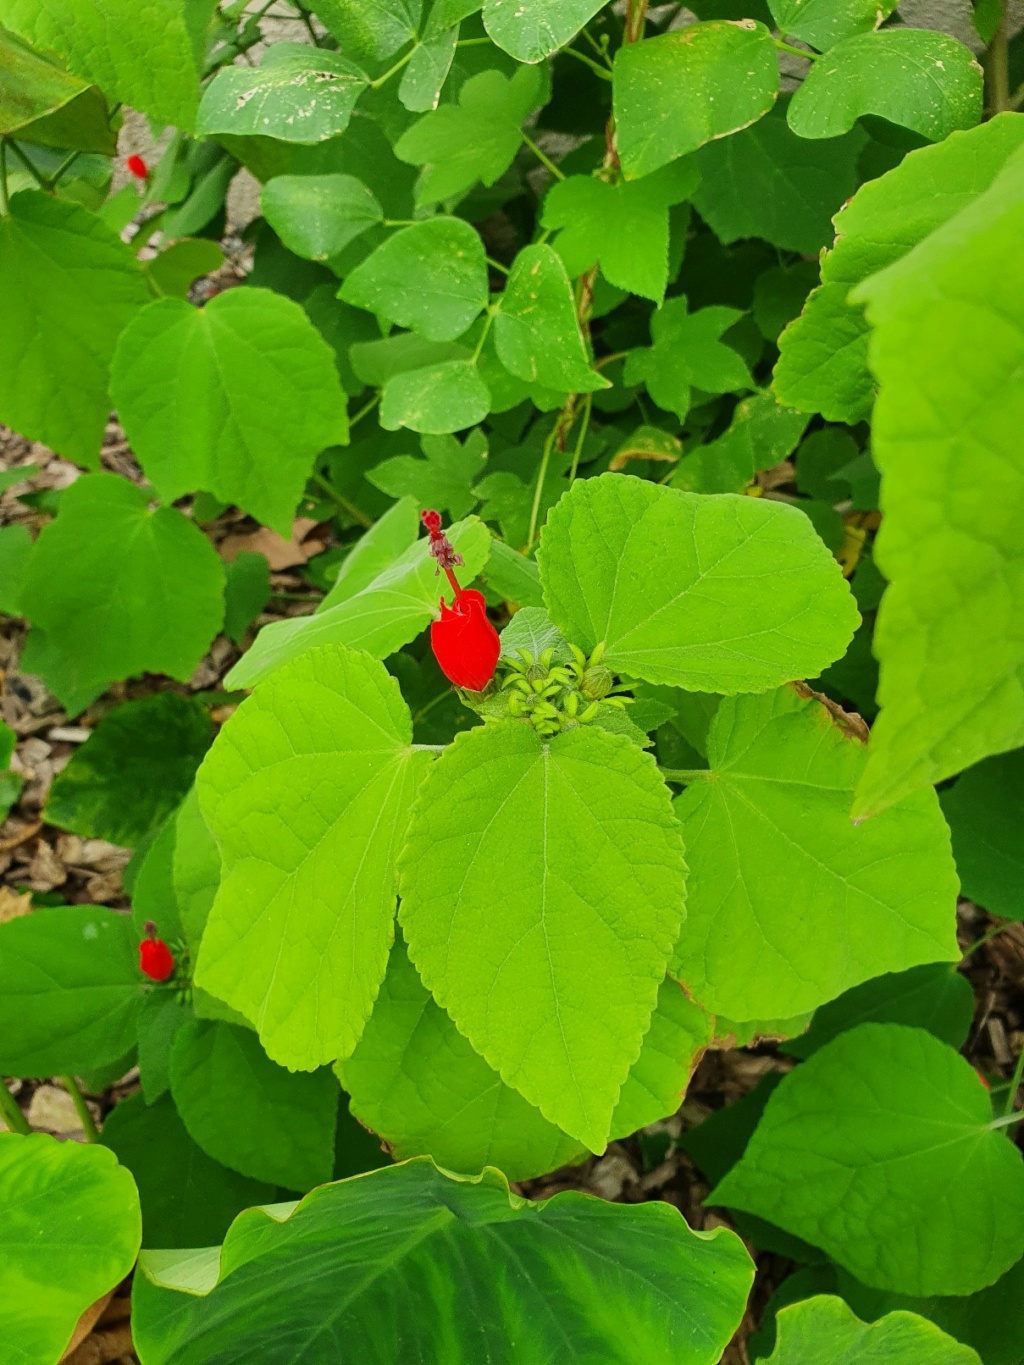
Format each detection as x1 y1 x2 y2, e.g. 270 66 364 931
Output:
670 687 960 1022
539 474 858 694
398 720 686 1152
495 245 609 393
614 21 779 180
712 1024 1024 1296
340 218 489 342
197 43 369 143
196 646 434 1070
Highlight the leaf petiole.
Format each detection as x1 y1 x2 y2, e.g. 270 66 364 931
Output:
775 37 819 59
61 1076 99 1142
659 768 711 783
0 1075 30 1135
370 46 415 90
521 132 566 181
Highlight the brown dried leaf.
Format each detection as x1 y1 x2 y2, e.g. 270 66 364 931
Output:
219 518 325 571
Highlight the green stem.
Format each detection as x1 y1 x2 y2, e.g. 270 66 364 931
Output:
989 1109 1024 1130
961 920 1011 958
485 255 509 275
61 1076 99 1142
580 25 613 66
774 38 818 59
1002 1042 1024 1119
659 768 711 783
383 218 420 227
472 306 496 362
988 1 1011 113
349 393 380 427
0 142 9 217
455 36 493 47
625 0 649 43
568 393 592 484
595 349 628 370
562 46 613 80
310 472 374 528
527 422 561 551
521 132 566 181
0 1076 30 1135
412 691 453 724
370 46 414 89
47 147 83 189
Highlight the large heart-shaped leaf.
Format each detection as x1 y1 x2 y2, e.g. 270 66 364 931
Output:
398 720 686 1152
196 646 434 1071
132 1160 754 1365
483 0 607 62
765 1295 982 1364
671 687 959 1021
538 473 858 694
712 1024 1024 1296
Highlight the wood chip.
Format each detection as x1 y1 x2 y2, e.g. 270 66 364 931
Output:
0 886 32 922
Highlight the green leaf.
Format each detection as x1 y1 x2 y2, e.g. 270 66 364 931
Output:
0 523 31 616
197 42 369 143
145 238 225 299
940 750 1024 921
133 1159 754 1365
851 143 1024 813
542 162 698 303
499 605 570 660
399 24 459 111
319 496 420 610
766 1295 982 1365
774 114 1024 422
197 646 434 1070
172 788 221 957
46 693 213 848
0 905 145 1077
482 540 545 607
338 936 587 1179
111 288 349 537
379 358 492 434
261 174 384 263
614 21 779 180
399 720 686 1152
769 0 897 50
753 261 820 341
0 1133 140 1365
494 244 609 393
624 295 752 421
395 65 543 207
0 0 206 129
0 27 114 154
610 976 713 1140
671 688 959 1021
783 964 975 1061
483 0 606 61
311 0 421 62
671 390 810 494
539 474 859 693
19 473 225 710
368 429 487 517
223 551 272 647
137 993 191 1104
341 218 488 342
102 1091 274 1250
787 30 983 143
0 192 149 467
712 1023 1024 1295
169 1019 339 1190
692 107 865 255
225 514 490 688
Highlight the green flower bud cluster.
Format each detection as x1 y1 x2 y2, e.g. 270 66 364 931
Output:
498 641 632 739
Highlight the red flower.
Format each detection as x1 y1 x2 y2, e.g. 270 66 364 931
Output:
431 589 500 691
126 154 148 180
422 509 499 691
139 921 174 982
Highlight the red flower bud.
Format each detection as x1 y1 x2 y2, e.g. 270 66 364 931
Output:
126 154 148 180
431 589 500 691
139 921 174 981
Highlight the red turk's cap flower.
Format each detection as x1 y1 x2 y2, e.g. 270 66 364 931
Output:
431 589 500 691
126 154 148 180
139 920 174 982
421 509 499 691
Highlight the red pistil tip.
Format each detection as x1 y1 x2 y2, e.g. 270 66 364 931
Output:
139 921 174 981
421 508 464 575
126 154 148 180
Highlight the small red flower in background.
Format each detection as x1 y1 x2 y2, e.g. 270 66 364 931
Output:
139 921 174 982
423 510 500 692
126 154 148 180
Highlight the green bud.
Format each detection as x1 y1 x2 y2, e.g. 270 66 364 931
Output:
581 665 614 699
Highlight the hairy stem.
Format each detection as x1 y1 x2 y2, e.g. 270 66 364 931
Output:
61 1076 100 1142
